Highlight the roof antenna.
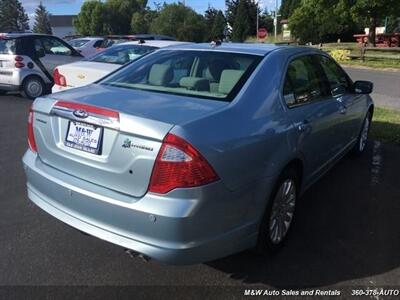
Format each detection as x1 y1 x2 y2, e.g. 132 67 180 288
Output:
138 39 146 44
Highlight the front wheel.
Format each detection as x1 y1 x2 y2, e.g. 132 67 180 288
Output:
21 76 45 100
352 112 371 156
255 168 298 255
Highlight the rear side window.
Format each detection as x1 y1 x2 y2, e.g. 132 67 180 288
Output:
0 38 16 54
317 55 352 92
283 55 328 107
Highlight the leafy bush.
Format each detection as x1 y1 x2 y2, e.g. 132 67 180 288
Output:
330 49 351 61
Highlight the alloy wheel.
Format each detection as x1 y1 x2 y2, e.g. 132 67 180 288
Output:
268 179 296 245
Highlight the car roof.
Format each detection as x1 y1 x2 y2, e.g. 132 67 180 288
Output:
0 32 49 38
117 40 192 48
73 37 104 41
157 42 309 56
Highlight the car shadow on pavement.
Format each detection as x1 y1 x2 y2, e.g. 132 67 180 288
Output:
208 142 400 288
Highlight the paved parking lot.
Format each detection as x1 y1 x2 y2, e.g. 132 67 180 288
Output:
0 94 399 297
344 67 400 110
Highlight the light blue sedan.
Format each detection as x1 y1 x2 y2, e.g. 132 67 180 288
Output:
23 43 374 264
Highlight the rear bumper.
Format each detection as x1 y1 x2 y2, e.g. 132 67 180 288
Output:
0 83 19 91
23 150 262 265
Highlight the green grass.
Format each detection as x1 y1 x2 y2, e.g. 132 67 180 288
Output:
340 59 400 69
370 107 400 145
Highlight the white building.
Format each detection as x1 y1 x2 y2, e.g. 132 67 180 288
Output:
49 15 77 38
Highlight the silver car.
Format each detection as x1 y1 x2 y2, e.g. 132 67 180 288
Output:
0 33 82 99
23 43 374 265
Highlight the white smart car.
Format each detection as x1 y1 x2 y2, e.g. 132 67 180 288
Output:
52 40 190 93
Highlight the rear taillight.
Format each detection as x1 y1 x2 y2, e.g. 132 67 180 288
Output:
148 133 219 194
53 68 67 87
14 55 24 68
27 105 37 152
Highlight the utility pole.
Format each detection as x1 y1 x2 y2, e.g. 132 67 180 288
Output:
274 0 278 41
256 1 259 42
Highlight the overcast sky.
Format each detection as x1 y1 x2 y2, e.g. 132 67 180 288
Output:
23 0 280 16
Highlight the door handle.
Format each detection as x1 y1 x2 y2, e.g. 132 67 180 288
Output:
336 97 347 114
297 120 311 132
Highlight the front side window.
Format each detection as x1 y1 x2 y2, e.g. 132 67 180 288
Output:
40 37 71 56
93 40 103 48
88 45 156 65
317 55 352 93
283 55 328 107
100 50 262 101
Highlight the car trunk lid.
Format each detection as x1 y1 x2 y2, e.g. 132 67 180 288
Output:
31 87 227 198
57 61 119 89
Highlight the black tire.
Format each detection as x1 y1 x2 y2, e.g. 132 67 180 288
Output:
352 111 372 156
255 167 299 255
21 76 45 100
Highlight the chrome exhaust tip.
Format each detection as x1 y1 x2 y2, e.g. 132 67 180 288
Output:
124 249 150 262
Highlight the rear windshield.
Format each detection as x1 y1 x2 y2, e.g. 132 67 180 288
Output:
69 39 90 48
88 45 157 65
100 50 262 101
0 38 16 54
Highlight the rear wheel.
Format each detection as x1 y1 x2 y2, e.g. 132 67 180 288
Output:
352 111 371 156
255 168 298 255
21 76 45 99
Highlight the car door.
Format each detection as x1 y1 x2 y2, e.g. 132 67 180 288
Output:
315 55 365 144
282 55 344 181
34 36 82 75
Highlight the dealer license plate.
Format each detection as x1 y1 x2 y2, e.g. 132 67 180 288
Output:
65 121 103 154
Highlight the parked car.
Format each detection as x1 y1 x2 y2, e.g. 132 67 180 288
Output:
23 43 374 265
68 37 104 57
52 40 190 93
0 33 82 99
95 34 176 52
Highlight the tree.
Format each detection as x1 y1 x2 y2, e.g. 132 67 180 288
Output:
258 11 274 34
33 2 52 34
288 0 360 44
106 0 147 34
74 1 107 35
150 3 206 42
350 0 400 46
280 0 301 19
204 6 226 41
131 8 158 33
226 0 258 41
231 0 249 42
0 0 29 32
74 0 147 35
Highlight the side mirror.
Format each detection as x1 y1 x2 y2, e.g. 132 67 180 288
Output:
36 48 45 58
354 80 373 94
331 85 347 97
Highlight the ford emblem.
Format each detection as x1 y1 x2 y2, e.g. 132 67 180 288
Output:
73 109 89 119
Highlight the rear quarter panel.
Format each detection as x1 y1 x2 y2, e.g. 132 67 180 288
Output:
171 49 302 222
